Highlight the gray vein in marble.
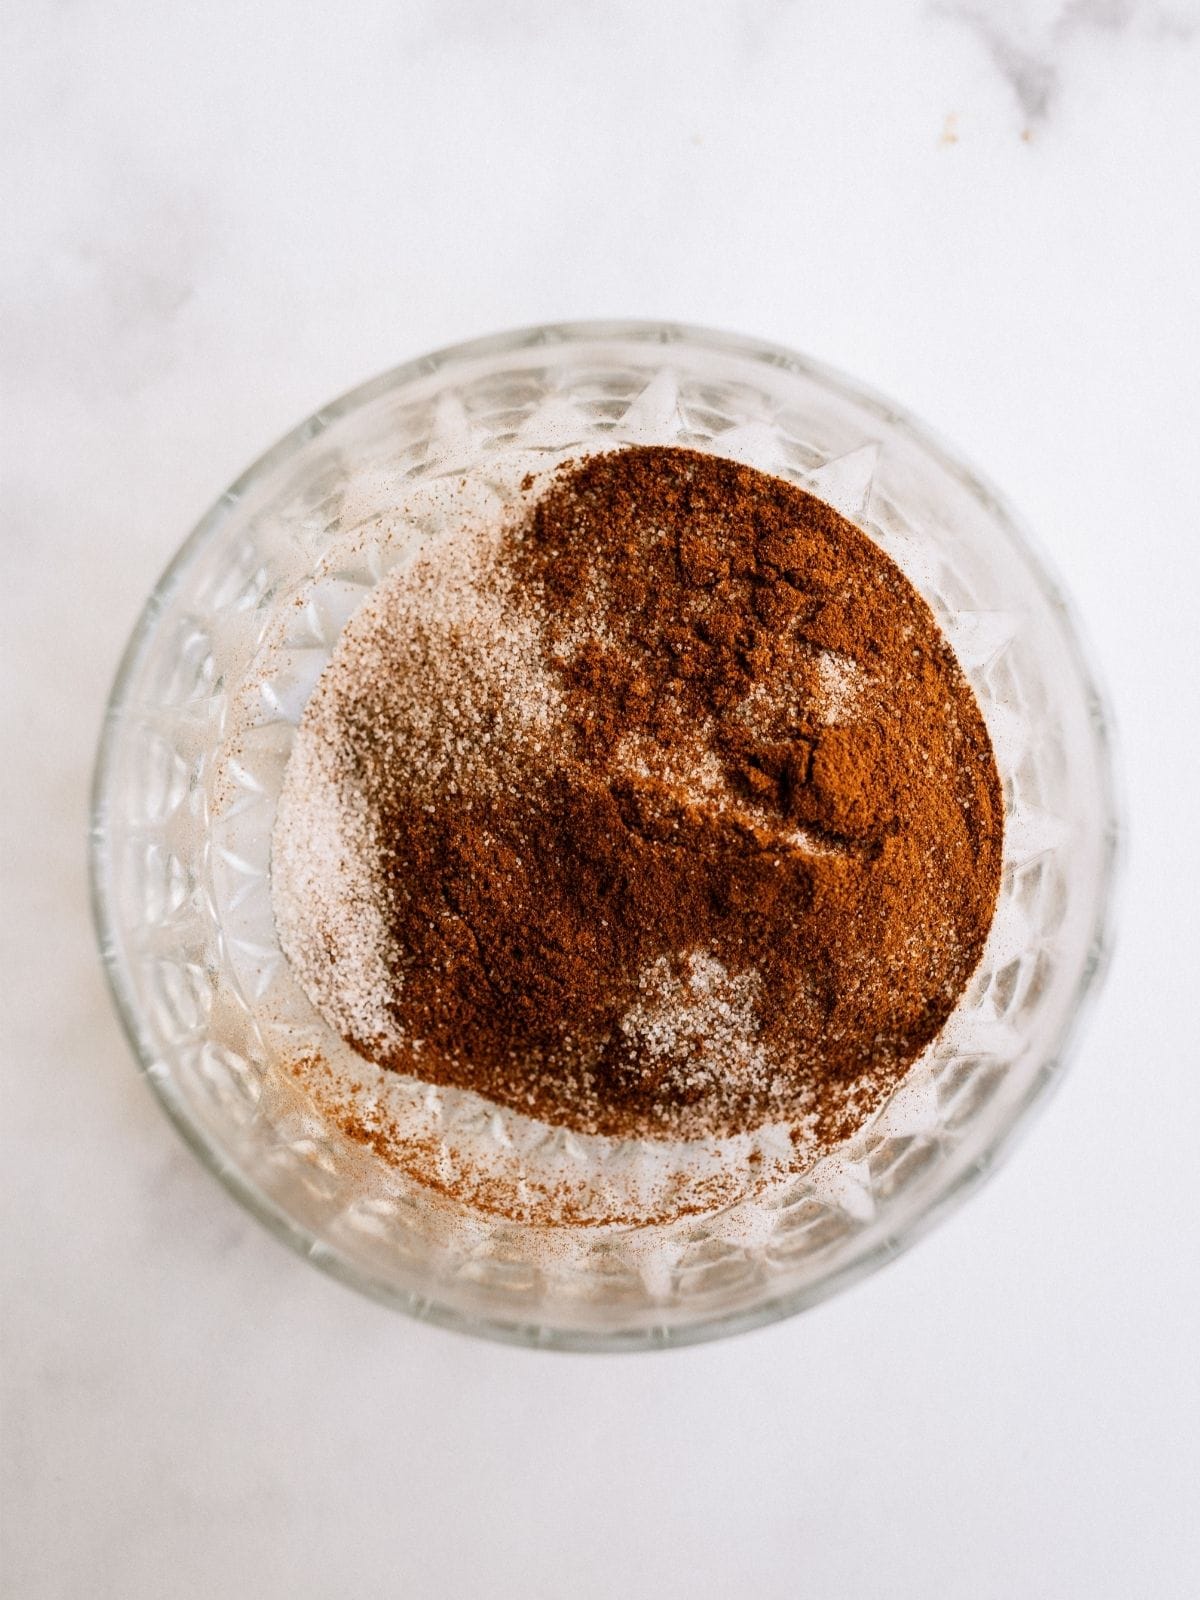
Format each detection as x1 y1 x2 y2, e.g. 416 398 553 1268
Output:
934 0 1199 123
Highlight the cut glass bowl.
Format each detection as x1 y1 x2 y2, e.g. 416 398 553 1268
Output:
90 322 1118 1349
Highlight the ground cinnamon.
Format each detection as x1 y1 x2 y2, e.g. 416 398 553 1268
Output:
272 447 1002 1148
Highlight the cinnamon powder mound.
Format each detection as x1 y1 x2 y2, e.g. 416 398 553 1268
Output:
272 447 1003 1146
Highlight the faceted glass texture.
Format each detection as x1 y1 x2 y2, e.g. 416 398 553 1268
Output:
91 323 1117 1349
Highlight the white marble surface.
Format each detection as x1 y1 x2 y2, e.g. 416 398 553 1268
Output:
4 2 1199 1595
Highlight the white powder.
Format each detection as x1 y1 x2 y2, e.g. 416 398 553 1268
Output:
619 949 769 1091
815 650 864 723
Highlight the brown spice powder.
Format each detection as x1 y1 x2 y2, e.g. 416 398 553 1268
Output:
272 446 1003 1148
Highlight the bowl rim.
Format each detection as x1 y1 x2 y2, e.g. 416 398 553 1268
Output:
89 318 1122 1351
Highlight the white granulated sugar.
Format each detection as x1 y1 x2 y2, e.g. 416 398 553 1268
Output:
270 734 396 1046
782 825 853 859
613 728 728 800
619 949 770 1090
732 679 793 737
815 649 864 723
732 647 864 736
357 520 564 799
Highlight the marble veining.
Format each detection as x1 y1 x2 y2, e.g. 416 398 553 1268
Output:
935 0 1200 122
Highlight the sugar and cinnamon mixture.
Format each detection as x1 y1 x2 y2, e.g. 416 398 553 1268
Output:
272 447 1003 1146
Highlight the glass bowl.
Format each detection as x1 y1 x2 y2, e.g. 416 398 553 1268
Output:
90 321 1118 1350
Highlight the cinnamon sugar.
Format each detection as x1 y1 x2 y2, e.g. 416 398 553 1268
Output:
272 446 1003 1150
